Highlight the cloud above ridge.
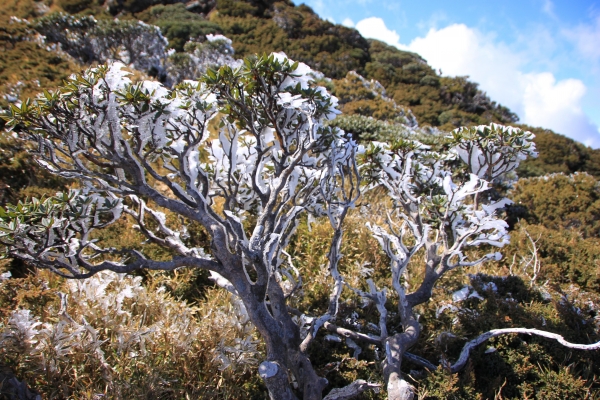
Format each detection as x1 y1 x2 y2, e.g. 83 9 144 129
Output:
354 17 600 147
355 17 400 46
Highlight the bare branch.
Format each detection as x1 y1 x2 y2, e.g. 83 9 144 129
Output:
323 380 381 400
323 322 382 345
449 328 600 373
27 252 221 279
401 328 600 374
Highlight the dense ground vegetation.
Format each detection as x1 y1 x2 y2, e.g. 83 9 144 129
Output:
0 0 600 399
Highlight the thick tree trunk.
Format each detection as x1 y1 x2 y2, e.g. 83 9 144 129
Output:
233 273 327 399
288 350 328 399
257 322 327 399
383 318 420 400
260 360 299 400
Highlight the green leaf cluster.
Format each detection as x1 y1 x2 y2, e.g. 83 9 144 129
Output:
0 193 73 248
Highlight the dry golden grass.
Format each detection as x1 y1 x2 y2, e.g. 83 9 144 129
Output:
0 269 266 399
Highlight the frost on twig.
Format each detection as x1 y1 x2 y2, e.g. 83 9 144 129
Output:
0 270 260 391
508 228 541 287
323 379 381 400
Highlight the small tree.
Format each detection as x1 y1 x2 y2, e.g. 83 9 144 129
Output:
2 55 599 400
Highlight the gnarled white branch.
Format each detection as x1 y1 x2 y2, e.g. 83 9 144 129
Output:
323 379 381 400
401 328 600 374
449 328 600 373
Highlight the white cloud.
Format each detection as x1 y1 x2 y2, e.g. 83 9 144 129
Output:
342 18 355 28
401 24 524 109
542 0 556 18
521 73 599 147
564 15 600 63
355 19 600 147
355 17 401 47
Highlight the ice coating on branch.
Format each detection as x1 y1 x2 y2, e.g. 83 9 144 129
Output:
277 92 306 109
141 80 169 101
206 34 231 44
101 61 131 91
205 53 349 222
272 52 312 90
442 174 487 204
452 286 470 302
436 303 459 318
2 310 41 348
0 271 11 282
362 122 520 283
450 123 537 181
268 52 340 122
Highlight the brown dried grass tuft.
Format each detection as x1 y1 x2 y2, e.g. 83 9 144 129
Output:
0 269 265 399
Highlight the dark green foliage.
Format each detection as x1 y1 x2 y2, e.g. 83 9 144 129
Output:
510 173 600 237
420 75 440 87
418 367 480 400
0 18 31 48
517 127 600 178
114 0 179 14
506 224 600 290
138 3 221 51
364 40 519 129
57 0 95 13
505 172 600 290
438 76 518 122
0 268 59 318
332 71 409 122
414 272 600 399
213 1 370 79
217 0 262 17
328 114 409 142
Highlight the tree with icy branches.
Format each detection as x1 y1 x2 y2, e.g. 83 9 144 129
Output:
2 54 599 400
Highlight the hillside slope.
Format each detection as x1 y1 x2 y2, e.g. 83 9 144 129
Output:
2 0 599 179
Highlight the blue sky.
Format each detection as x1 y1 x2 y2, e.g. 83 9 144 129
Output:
300 0 600 147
